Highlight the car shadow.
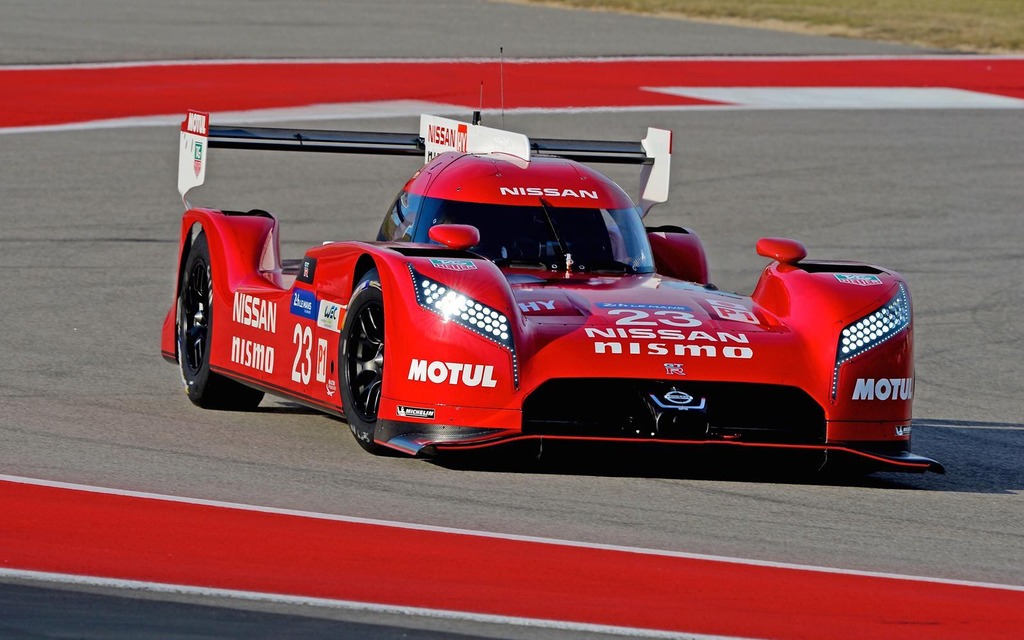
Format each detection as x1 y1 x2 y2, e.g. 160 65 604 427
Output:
256 401 321 415
430 417 1024 494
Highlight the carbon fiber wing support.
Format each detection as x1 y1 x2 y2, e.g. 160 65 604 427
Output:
207 126 425 156
205 127 652 164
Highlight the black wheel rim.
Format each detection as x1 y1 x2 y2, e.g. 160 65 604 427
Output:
346 299 385 422
180 260 210 373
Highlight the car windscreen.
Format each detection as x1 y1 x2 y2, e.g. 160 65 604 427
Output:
413 197 654 274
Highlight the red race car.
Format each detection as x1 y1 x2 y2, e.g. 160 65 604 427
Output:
162 110 942 474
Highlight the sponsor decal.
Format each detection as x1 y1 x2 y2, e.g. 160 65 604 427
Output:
586 328 747 341
192 141 203 177
429 258 477 272
835 273 883 287
407 359 498 388
664 363 686 376
852 377 913 401
232 292 277 334
896 425 912 436
498 187 599 199
230 337 274 374
296 257 317 284
586 318 752 358
397 405 436 420
707 299 759 325
182 110 208 136
597 303 691 312
594 341 753 359
317 300 343 333
518 300 556 313
427 122 468 153
648 389 706 411
291 324 313 384
315 338 328 383
290 288 316 319
326 379 337 397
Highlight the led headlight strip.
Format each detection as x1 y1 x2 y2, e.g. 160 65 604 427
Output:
831 283 910 398
409 265 518 387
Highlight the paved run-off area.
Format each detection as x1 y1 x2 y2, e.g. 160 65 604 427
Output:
1 1 1022 638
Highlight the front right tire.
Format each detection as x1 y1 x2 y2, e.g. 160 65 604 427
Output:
339 270 388 453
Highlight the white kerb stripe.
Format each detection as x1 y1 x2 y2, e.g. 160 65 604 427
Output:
645 87 1024 110
0 568 756 640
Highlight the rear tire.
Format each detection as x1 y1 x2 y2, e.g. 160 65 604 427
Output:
177 232 265 410
339 270 388 453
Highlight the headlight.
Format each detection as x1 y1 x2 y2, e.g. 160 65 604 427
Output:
836 284 910 365
832 284 910 398
409 266 515 353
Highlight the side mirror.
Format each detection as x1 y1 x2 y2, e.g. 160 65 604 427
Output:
756 237 807 264
429 224 481 251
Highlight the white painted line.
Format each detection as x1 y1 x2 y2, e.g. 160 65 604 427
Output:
645 87 1024 110
0 100 465 136
3 474 1022 592
2 54 1022 71
0 568 751 640
916 422 1024 431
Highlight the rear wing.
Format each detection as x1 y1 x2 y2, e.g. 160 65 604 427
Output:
178 111 671 216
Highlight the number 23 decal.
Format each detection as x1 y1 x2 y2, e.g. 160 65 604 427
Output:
292 323 312 384
607 309 702 327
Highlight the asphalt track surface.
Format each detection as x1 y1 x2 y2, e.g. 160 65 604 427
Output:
1 0 1023 638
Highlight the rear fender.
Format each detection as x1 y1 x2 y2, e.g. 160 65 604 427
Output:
646 225 709 284
161 208 281 362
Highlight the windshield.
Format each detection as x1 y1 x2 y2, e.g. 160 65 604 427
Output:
413 196 654 274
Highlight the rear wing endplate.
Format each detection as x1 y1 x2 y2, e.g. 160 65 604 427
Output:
178 111 671 216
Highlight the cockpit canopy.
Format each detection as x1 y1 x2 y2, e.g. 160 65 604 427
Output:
378 192 655 274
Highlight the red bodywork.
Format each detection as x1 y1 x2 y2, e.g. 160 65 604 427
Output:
163 151 940 473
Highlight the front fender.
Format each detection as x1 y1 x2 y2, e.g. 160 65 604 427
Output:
752 261 914 427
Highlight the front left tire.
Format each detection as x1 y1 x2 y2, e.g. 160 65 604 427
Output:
177 231 264 410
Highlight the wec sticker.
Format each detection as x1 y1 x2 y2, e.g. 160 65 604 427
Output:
835 274 883 287
429 258 477 272
317 300 343 333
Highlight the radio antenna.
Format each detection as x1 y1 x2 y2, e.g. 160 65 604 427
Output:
499 46 505 129
474 82 483 125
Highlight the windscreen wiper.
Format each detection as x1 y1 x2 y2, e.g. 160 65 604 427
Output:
538 197 571 272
